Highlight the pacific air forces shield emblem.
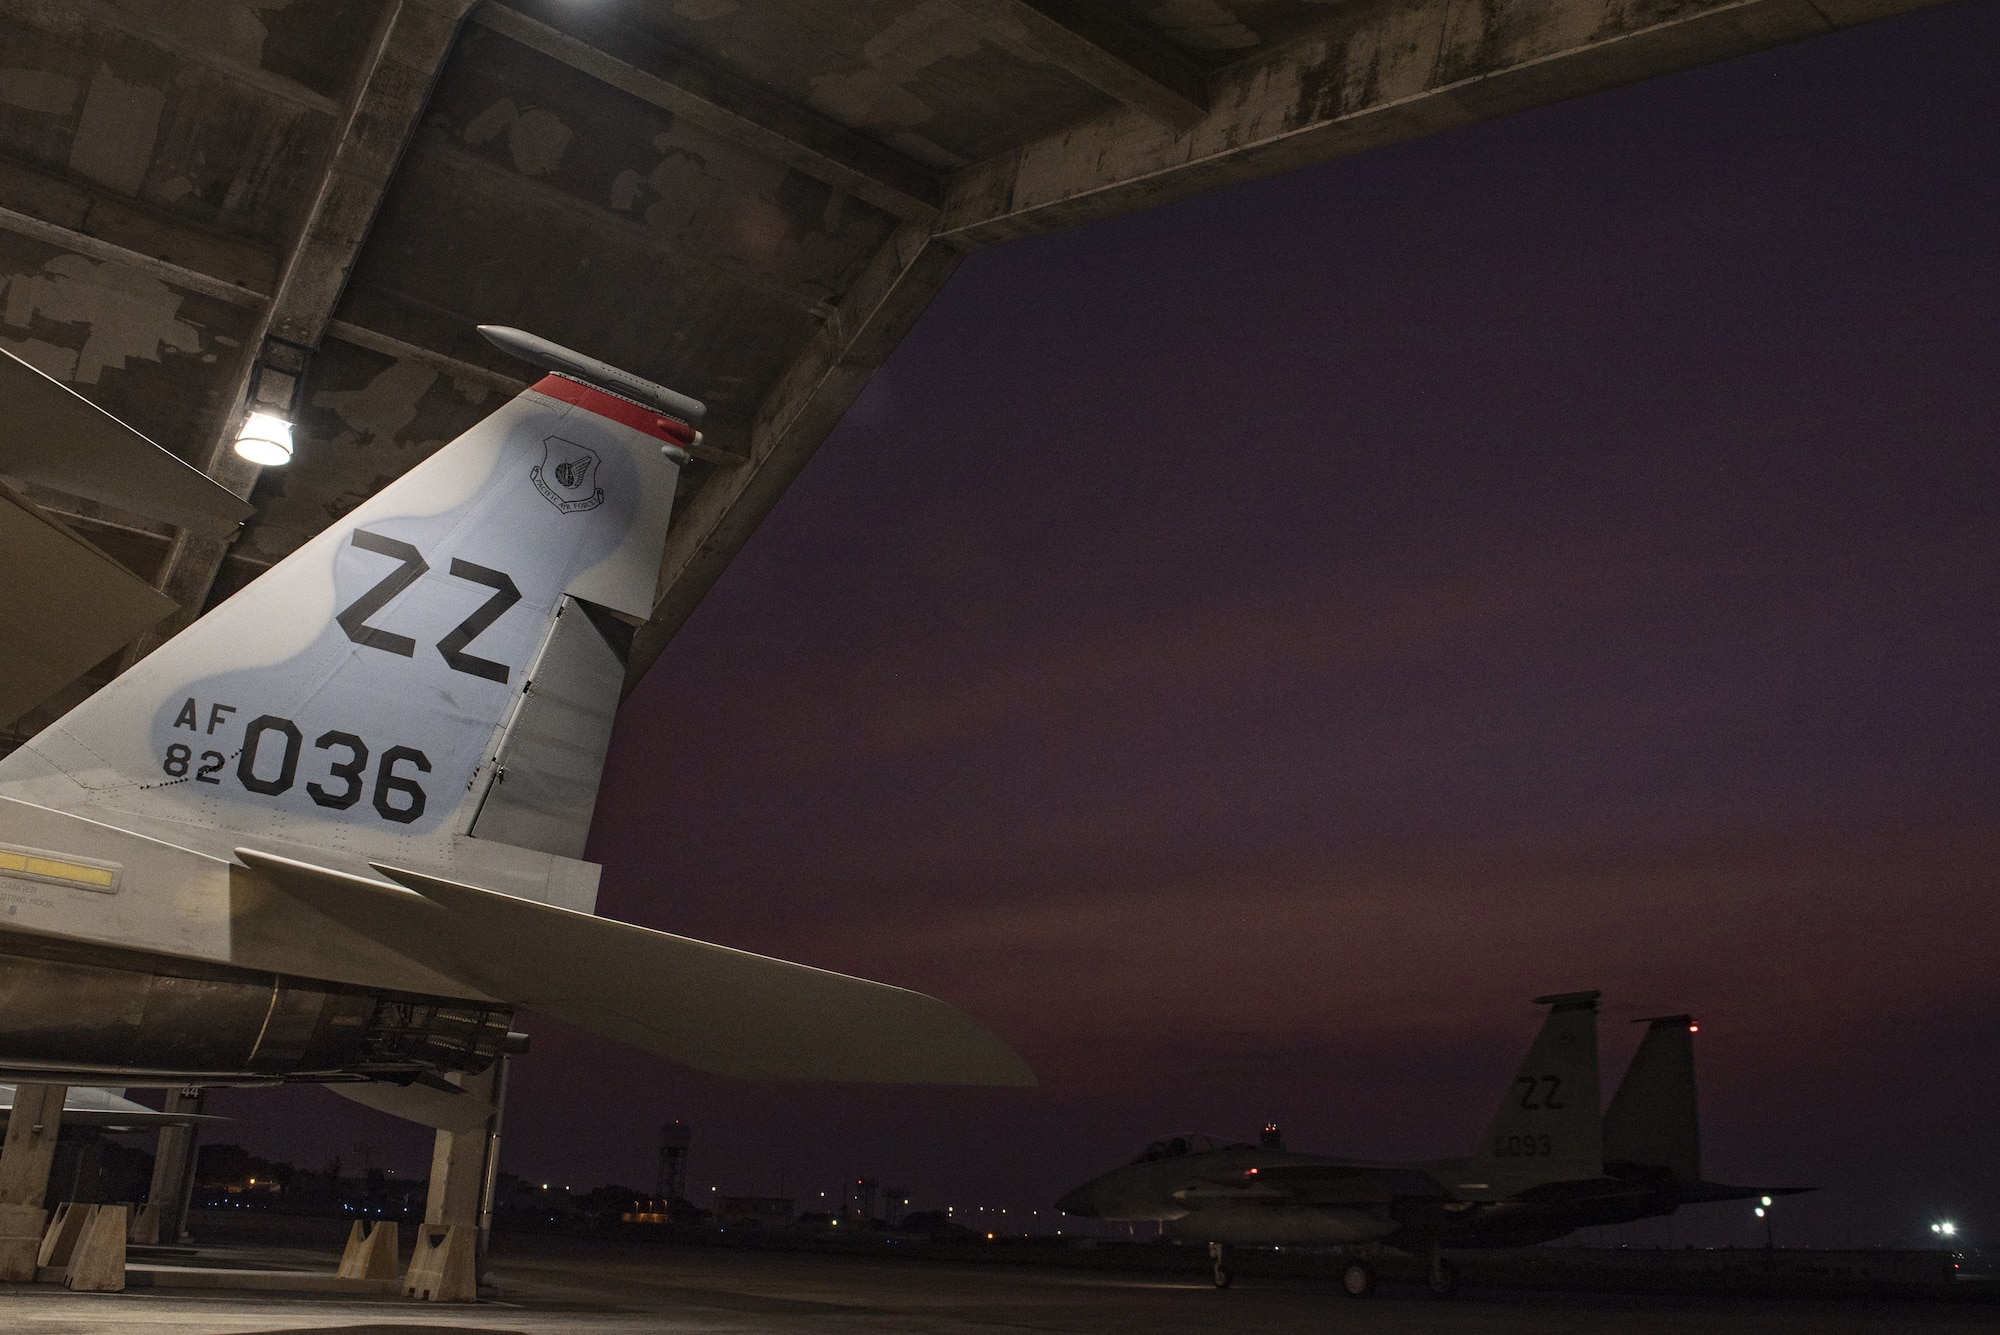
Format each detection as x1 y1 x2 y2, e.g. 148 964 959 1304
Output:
532 436 604 513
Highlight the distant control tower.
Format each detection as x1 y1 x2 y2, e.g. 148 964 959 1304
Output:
657 1121 691 1200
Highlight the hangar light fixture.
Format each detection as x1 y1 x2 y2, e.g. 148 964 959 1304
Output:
234 336 313 466
234 411 294 466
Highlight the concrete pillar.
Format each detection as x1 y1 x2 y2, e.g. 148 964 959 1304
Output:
422 1069 495 1230
409 1062 500 1303
0 1082 66 1280
140 1088 203 1246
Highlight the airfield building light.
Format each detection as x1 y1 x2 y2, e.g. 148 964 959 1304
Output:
234 411 294 465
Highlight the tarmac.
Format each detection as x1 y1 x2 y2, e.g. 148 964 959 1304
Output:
2 1234 1994 1335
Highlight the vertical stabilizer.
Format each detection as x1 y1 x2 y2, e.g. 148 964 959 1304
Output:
1603 1014 1700 1182
0 332 698 882
1467 990 1603 1195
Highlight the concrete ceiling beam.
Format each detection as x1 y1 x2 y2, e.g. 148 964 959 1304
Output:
947 0 1208 129
141 0 483 657
623 222 964 694
402 127 842 322
0 206 527 412
472 1 943 225
3 0 343 117
936 0 1955 249
0 203 268 311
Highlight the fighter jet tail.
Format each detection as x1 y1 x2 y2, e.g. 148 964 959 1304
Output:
1465 990 1604 1195
0 328 697 873
0 329 1037 1090
1604 1014 1700 1182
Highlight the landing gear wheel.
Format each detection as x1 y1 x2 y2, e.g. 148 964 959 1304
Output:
1426 1256 1459 1299
1208 1242 1234 1289
1341 1261 1376 1298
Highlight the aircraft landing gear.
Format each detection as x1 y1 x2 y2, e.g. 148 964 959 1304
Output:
1208 1242 1234 1289
1426 1253 1459 1299
1340 1260 1376 1298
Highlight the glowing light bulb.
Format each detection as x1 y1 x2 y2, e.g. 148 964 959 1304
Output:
233 411 294 465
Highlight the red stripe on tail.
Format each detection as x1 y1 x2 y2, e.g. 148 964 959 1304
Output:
531 374 697 447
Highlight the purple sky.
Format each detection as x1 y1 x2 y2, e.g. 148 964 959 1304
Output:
217 0 1998 1248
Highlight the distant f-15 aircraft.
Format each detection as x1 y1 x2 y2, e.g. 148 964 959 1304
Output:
1055 991 1804 1296
0 328 1033 1119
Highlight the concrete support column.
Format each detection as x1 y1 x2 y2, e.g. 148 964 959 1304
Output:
0 1082 66 1280
409 1064 499 1302
424 1121 486 1230
141 1088 203 1247
423 1062 499 1230
421 1061 500 1237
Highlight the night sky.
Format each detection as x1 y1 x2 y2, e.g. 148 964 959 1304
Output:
213 0 1999 1249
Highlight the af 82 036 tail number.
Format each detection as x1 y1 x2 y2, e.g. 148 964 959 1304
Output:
161 706 432 824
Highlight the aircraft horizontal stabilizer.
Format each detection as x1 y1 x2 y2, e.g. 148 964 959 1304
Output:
234 849 1035 1087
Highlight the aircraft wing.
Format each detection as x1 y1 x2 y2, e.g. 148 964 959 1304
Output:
0 347 253 535
1237 1162 1384 1181
233 849 1036 1087
1184 1161 1411 1206
0 1083 218 1131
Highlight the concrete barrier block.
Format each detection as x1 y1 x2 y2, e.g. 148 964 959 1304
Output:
402 1222 476 1302
337 1220 400 1280
37 1201 92 1269
64 1203 126 1292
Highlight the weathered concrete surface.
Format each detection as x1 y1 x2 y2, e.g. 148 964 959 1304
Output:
0 0 1959 739
144 0 483 654
1 1236 1993 1334
936 0 1963 246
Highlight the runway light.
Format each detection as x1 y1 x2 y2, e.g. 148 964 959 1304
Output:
234 411 294 465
